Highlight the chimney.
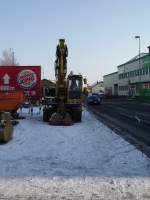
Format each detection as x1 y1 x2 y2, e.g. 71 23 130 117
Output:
147 46 150 53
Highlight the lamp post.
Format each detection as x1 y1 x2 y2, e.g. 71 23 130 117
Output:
135 35 141 81
135 35 140 58
12 51 15 65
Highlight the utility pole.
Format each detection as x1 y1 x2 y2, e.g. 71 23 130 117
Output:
12 51 15 65
10 48 15 65
135 36 141 81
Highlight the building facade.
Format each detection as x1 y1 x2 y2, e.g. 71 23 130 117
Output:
41 79 56 97
91 81 104 94
103 72 118 96
103 47 150 100
118 53 150 99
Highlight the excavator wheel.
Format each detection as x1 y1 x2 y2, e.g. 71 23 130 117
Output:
43 109 50 122
71 109 82 122
0 112 13 144
43 107 56 122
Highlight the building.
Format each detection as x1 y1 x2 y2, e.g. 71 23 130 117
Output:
103 46 150 100
91 81 104 94
118 48 150 99
41 79 56 97
103 72 118 96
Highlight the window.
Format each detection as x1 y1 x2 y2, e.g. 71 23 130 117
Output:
119 74 122 79
135 70 138 76
130 71 134 77
142 68 145 75
139 69 142 75
145 67 148 75
119 85 128 91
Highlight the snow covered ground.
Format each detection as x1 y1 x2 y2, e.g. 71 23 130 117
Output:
0 107 150 199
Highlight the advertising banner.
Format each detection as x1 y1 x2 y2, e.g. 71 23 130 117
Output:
0 66 41 98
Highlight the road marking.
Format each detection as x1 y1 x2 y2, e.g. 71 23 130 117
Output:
134 115 141 123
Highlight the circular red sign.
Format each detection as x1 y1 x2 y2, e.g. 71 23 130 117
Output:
17 69 37 89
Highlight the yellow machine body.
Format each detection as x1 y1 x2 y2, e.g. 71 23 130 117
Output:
43 39 84 125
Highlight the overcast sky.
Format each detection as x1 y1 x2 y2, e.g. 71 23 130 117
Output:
0 0 150 84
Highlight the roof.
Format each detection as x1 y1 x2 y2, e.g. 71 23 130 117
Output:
118 53 150 68
103 71 118 78
41 79 56 88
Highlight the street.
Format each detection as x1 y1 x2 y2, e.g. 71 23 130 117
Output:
0 108 150 199
88 99 150 156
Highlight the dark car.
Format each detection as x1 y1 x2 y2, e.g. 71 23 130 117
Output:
87 94 101 105
22 102 31 108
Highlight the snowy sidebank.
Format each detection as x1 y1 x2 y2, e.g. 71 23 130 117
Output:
0 108 149 199
0 177 150 199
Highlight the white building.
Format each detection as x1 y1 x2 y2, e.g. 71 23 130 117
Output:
103 46 150 100
118 51 150 98
103 72 118 96
91 81 104 94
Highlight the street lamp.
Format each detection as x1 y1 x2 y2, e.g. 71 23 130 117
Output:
135 35 141 81
135 35 140 57
10 48 15 65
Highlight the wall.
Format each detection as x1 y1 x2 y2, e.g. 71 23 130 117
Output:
118 54 150 96
91 82 104 93
103 72 118 96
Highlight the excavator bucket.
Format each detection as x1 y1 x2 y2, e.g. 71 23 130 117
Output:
49 103 73 126
49 112 73 126
0 112 13 144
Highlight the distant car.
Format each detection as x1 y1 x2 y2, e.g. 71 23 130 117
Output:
91 92 105 99
42 96 55 105
87 94 101 105
23 102 31 108
98 92 105 99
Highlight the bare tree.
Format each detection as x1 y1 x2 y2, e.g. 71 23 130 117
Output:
0 48 19 66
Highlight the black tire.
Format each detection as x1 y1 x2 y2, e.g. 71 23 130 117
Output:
71 109 82 122
43 109 49 122
43 107 56 122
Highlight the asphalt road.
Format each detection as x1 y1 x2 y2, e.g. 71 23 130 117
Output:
87 99 150 156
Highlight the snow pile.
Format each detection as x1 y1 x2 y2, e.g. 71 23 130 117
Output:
0 107 149 199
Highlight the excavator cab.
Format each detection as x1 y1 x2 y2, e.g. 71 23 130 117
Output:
64 74 83 122
67 75 82 102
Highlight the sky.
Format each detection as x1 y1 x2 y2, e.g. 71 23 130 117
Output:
0 0 150 84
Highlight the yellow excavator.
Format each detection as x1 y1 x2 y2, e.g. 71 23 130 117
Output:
43 39 84 125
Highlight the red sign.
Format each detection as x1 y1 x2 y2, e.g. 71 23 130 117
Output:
0 66 41 98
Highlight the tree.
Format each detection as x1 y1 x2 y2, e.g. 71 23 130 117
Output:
0 48 19 66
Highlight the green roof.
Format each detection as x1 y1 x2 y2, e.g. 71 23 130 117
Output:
118 53 150 68
103 71 118 78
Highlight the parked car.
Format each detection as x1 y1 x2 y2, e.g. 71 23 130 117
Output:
42 96 55 105
22 101 31 108
87 94 101 105
98 92 105 99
